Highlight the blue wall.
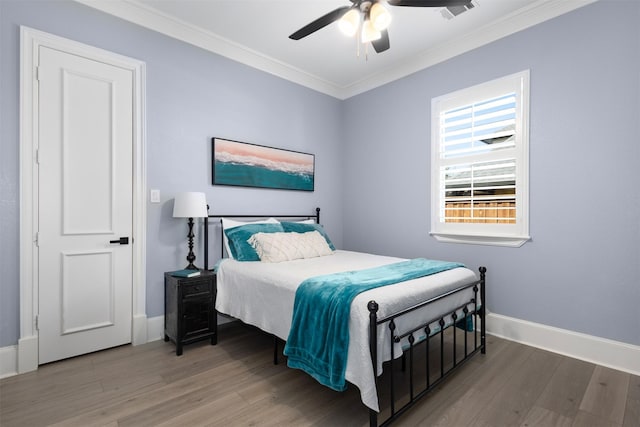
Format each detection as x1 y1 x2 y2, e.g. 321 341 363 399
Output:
0 0 343 347
1 0 638 350
342 0 640 345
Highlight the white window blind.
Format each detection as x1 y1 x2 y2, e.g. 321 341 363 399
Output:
442 93 516 159
431 71 530 247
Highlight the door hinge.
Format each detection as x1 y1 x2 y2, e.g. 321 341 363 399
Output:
35 315 39 331
35 232 39 247
36 148 40 164
35 66 40 81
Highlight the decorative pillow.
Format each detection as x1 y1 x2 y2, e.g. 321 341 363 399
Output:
221 217 279 258
280 221 335 250
224 222 284 261
248 231 333 263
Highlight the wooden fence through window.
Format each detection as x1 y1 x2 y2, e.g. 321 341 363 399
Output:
445 201 516 223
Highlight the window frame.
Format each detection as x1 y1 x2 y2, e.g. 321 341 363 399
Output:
430 70 530 247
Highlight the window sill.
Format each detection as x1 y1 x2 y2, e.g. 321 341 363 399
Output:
430 232 530 248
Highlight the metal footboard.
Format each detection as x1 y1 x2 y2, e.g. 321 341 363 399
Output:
368 267 486 426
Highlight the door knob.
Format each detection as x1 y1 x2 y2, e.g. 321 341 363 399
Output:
109 237 129 245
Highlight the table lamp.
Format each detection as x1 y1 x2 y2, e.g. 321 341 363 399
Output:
173 192 208 270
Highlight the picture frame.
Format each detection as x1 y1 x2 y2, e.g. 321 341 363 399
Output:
212 138 315 192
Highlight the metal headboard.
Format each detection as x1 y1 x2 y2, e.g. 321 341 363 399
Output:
203 207 321 270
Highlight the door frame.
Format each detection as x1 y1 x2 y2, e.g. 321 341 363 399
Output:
19 26 147 373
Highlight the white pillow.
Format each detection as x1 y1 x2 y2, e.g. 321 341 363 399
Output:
294 218 316 224
221 217 279 258
248 231 333 263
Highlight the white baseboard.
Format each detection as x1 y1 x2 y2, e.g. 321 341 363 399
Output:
0 335 39 377
0 345 17 379
486 312 640 376
146 315 165 342
5 313 636 379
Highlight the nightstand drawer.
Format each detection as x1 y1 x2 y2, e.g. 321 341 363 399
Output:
181 279 211 297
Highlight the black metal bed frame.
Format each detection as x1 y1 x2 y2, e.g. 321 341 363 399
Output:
368 267 486 426
202 207 486 426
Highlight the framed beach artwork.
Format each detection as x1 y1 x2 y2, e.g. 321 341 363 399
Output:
212 138 315 192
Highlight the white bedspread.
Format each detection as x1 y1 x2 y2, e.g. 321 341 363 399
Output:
215 250 479 412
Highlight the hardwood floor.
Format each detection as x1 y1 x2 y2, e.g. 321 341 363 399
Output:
1 322 638 426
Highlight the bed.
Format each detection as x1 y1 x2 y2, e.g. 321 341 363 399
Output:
203 208 486 426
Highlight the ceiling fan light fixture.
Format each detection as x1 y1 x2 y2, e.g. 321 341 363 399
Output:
361 19 381 43
291 0 457 55
369 2 391 31
339 9 360 37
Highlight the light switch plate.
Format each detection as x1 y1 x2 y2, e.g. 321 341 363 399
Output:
150 189 160 203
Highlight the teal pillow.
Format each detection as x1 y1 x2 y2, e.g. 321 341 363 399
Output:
225 223 284 261
281 222 335 251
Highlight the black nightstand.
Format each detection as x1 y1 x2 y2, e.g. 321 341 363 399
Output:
164 270 217 355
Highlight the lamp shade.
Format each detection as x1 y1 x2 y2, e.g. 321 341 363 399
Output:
173 192 208 218
361 19 381 43
339 9 360 37
370 3 391 31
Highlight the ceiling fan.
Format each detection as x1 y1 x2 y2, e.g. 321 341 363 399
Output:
289 0 474 54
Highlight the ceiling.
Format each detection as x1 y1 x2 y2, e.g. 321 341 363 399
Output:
77 0 596 99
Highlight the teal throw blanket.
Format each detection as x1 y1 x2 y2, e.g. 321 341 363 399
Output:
283 258 464 391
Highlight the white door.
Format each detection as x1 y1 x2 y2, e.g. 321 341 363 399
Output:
37 46 134 364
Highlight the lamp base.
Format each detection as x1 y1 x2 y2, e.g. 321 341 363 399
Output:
184 217 199 271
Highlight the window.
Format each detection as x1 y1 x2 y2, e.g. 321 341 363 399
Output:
431 70 530 247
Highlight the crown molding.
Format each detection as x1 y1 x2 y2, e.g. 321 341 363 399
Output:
341 0 598 98
74 0 596 99
74 0 344 98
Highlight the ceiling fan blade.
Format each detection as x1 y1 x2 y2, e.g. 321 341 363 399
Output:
388 0 472 6
289 6 352 40
372 30 390 53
